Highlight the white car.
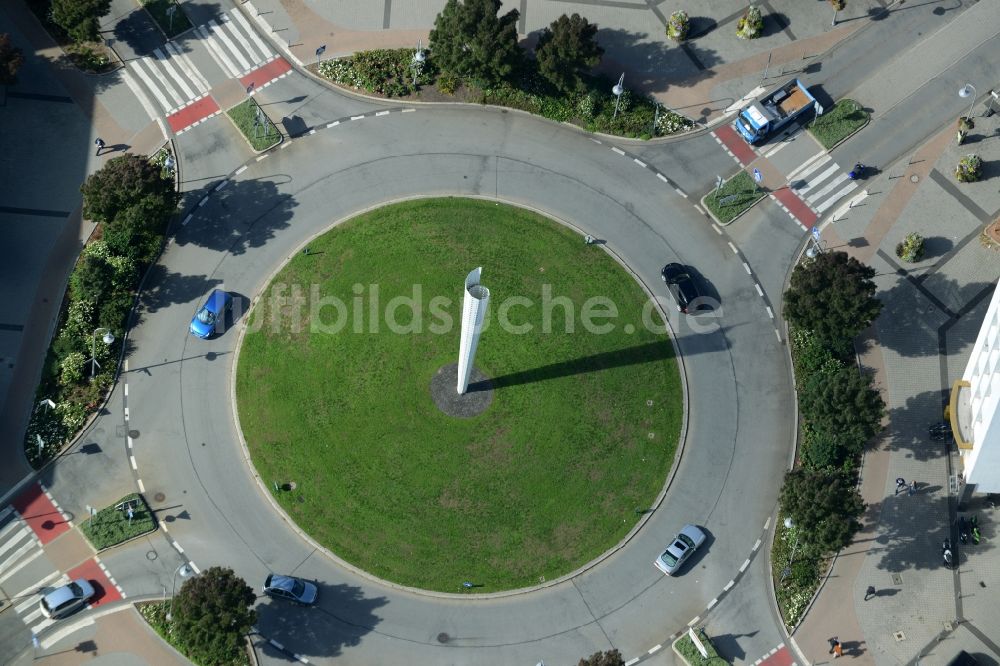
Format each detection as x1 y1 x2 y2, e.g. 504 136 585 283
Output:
39 579 95 619
654 524 706 575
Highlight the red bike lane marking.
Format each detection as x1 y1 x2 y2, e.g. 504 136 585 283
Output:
167 95 221 134
239 56 292 92
11 483 71 545
756 645 796 666
772 186 818 230
713 123 759 166
67 558 123 607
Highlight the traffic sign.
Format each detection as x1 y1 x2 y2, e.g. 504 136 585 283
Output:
316 45 327 57
752 168 762 183
811 226 821 241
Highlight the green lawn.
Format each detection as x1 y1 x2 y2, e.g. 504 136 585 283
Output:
702 171 765 224
226 99 282 152
236 198 683 591
808 99 869 150
140 0 192 38
80 493 156 550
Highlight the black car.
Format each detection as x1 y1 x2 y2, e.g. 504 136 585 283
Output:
661 263 701 313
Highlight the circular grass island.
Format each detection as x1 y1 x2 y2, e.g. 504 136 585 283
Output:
235 198 683 592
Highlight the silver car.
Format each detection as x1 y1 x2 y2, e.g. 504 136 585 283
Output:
39 579 95 619
262 574 318 605
654 524 706 575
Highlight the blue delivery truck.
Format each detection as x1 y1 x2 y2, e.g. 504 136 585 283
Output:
733 78 817 144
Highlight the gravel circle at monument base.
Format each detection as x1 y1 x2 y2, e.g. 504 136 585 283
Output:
431 363 494 418
235 198 683 592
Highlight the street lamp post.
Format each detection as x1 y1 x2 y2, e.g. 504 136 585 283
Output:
780 516 800 582
612 73 625 120
166 563 192 622
959 83 978 120
90 328 115 378
411 40 425 86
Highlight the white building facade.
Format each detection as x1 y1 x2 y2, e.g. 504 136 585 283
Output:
952 281 1000 492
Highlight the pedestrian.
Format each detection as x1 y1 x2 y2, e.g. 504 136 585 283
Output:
908 481 917 496
828 638 840 654
895 477 906 495
834 643 843 658
864 585 876 600
95 137 105 156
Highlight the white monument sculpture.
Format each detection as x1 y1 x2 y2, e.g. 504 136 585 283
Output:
457 267 490 394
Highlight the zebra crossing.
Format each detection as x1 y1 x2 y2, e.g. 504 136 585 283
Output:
787 151 859 215
0 508 61 636
123 8 276 120
9 571 69 636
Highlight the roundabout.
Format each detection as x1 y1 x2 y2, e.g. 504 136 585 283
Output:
233 197 683 592
133 103 795 663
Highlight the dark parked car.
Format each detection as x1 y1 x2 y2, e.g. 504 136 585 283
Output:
262 574 318 605
189 289 233 338
39 579 95 619
661 263 701 313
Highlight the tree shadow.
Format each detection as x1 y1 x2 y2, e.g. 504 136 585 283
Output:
593 28 721 94
867 491 956 574
137 266 222 314
253 582 387 661
173 175 297 255
884 389 950 463
875 274 991 358
759 12 792 39
921 236 954 260
108 6 166 61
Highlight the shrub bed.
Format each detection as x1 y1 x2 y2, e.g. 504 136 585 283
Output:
140 0 192 39
138 602 251 666
673 629 729 665
80 493 156 549
702 171 765 224
808 99 869 150
23 150 177 467
315 49 694 140
226 99 282 151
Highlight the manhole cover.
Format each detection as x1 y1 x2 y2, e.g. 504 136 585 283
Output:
437 633 450 644
129 429 140 439
893 631 906 642
146 550 158 561
154 492 166 503
910 174 919 183
891 573 902 585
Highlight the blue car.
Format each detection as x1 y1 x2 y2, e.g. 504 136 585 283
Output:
189 289 233 338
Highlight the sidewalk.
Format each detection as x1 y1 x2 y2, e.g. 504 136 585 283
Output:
245 0 869 125
9 603 190 665
793 92 1000 664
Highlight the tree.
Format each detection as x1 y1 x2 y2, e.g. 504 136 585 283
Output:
534 14 604 93
70 253 114 306
578 649 625 666
780 468 863 554
429 0 522 85
0 34 24 86
104 194 173 265
81 153 175 225
784 251 882 351
50 0 111 43
799 367 884 458
172 567 256 666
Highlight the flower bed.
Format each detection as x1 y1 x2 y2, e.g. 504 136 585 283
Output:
23 150 177 467
315 49 694 140
673 629 729 665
